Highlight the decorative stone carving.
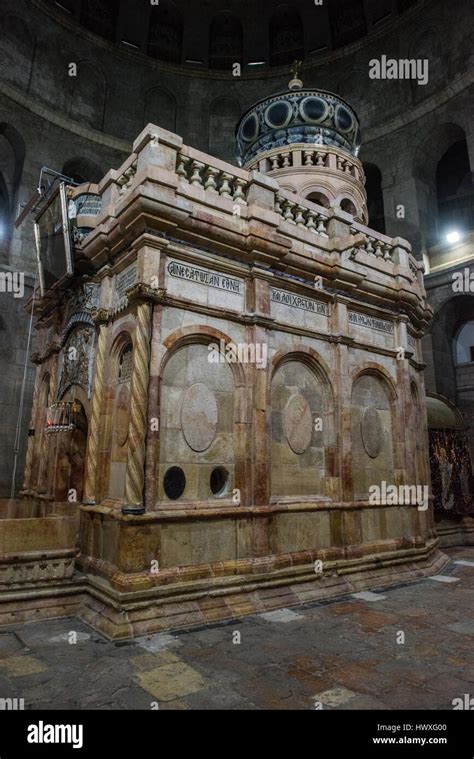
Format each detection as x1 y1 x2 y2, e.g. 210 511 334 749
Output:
57 326 95 400
0 558 74 587
181 383 218 452
284 393 313 454
361 406 383 458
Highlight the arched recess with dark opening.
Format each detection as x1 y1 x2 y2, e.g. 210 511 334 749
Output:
147 0 183 63
364 163 386 234
269 5 304 67
436 139 473 237
209 12 243 70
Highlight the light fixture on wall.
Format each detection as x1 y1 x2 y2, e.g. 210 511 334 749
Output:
446 230 462 244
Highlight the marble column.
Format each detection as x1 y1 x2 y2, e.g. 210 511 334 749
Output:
83 310 108 505
22 365 40 491
123 295 152 515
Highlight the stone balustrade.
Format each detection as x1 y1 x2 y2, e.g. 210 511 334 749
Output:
176 150 249 204
275 191 329 236
350 224 394 262
246 144 364 183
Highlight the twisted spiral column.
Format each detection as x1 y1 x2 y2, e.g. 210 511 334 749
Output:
123 300 152 514
22 366 40 491
83 314 108 505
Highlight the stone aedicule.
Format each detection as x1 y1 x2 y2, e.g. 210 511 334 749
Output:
11 116 438 637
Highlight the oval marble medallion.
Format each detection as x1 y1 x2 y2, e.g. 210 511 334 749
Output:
361 406 383 458
284 393 313 455
181 383 218 452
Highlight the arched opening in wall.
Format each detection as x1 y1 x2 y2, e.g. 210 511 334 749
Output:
436 139 473 238
351 372 394 500
62 158 104 185
364 163 385 234
107 339 133 501
427 394 473 517
454 321 474 365
329 0 366 49
340 198 357 217
270 357 334 500
0 124 26 261
144 87 177 134
0 13 35 91
70 62 107 131
269 5 304 67
426 295 474 468
147 0 183 63
159 342 235 505
80 0 117 41
209 98 241 164
209 12 243 70
0 174 10 261
305 192 330 209
53 397 89 503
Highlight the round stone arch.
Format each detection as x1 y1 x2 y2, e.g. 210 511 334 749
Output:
269 347 336 499
350 367 397 500
300 184 334 209
158 326 247 505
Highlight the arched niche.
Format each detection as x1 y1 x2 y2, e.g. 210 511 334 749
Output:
351 371 395 499
53 389 89 503
144 87 177 134
0 13 35 91
454 321 474 365
209 11 243 70
70 62 107 131
436 139 473 238
269 4 304 67
147 0 183 63
209 97 240 164
412 122 467 248
159 340 236 503
305 191 331 209
270 354 335 499
0 124 26 258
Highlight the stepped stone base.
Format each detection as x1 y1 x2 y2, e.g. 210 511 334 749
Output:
0 539 448 639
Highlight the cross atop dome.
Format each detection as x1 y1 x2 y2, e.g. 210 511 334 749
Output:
289 60 303 90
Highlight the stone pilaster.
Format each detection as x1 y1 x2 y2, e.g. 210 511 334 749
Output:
123 297 152 515
83 310 109 505
22 365 40 491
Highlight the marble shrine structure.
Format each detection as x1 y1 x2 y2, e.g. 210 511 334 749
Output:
1 76 449 637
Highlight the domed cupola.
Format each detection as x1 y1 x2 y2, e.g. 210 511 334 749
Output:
235 62 368 224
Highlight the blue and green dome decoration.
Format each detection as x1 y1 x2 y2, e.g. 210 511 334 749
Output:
235 67 361 167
